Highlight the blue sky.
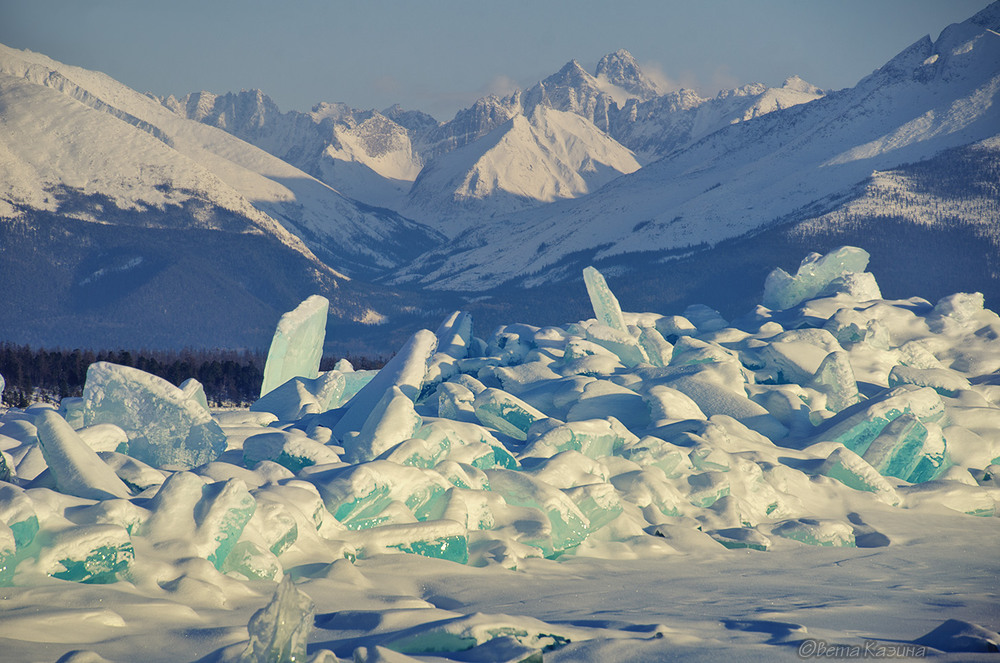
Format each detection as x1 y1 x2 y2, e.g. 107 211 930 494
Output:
0 0 992 120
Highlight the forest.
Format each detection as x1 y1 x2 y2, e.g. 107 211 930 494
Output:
0 343 386 409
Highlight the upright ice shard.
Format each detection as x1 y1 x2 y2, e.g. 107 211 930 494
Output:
83 363 227 469
762 246 870 310
583 266 627 332
811 351 862 413
332 329 437 437
240 575 315 663
180 378 210 411
435 311 474 359
260 295 330 398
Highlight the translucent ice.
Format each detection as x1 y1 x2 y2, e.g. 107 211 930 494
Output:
820 386 945 456
240 575 314 663
0 483 38 549
332 329 437 437
246 498 299 556
436 382 478 423
771 518 855 547
34 410 132 501
311 461 451 530
143 473 256 568
77 423 129 454
762 246 871 310
355 520 469 563
811 351 862 413
0 521 14 585
523 417 636 460
345 386 422 463
818 447 900 504
818 271 882 301
180 378 210 411
83 362 227 469
259 295 329 398
583 321 649 368
637 324 673 367
563 482 623 532
863 414 930 480
583 266 628 332
474 388 548 441
621 436 693 477
250 372 345 421
888 365 970 398
485 469 589 556
223 540 283 582
35 524 134 583
243 430 341 473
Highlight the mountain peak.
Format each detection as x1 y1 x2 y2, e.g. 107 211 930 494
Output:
781 76 822 95
551 59 594 84
595 49 659 102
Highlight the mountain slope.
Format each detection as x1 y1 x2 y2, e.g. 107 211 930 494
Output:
0 44 443 278
390 5 1000 292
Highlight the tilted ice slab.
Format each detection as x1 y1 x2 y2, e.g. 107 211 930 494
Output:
259 295 329 398
2 246 1000 662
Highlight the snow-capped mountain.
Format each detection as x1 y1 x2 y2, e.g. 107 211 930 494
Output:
0 43 448 351
610 76 825 161
162 50 821 240
404 106 641 237
595 49 662 102
0 45 442 279
390 4 1000 298
159 91 428 212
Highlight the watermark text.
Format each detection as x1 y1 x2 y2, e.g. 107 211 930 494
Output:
798 639 927 659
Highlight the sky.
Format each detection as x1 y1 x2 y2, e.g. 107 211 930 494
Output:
0 0 993 121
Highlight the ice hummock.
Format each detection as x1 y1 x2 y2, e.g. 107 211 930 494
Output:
2 246 1000 661
762 246 871 310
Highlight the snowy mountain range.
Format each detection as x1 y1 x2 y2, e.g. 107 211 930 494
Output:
1 3 998 353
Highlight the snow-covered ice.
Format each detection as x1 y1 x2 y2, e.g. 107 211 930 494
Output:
1 246 999 662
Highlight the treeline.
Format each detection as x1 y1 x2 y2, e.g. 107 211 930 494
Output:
0 343 387 409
